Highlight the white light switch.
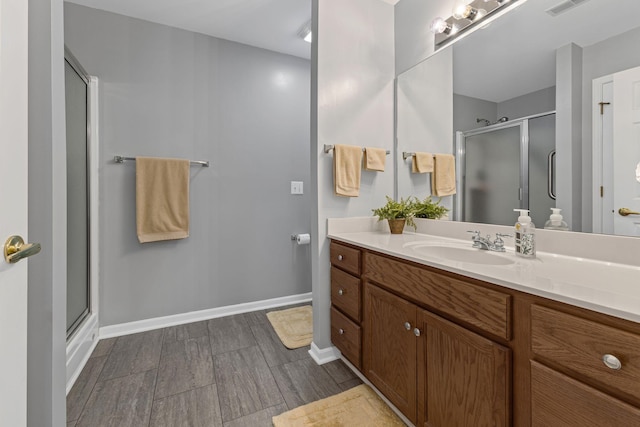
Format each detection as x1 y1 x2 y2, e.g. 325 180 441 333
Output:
291 181 303 195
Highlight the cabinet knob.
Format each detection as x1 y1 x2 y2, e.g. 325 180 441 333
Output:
337 255 344 261
338 328 345 335
414 328 421 337
338 289 344 296
602 354 622 370
404 322 411 331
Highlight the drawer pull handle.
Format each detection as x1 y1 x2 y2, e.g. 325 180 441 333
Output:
602 354 622 370
338 328 345 335
404 322 411 331
337 255 344 261
338 289 344 296
413 328 421 337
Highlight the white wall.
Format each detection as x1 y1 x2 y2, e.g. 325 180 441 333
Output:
396 47 453 205
311 0 395 354
65 4 312 327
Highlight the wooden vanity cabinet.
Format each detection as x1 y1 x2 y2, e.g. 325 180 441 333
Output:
362 251 511 426
329 241 363 369
530 304 640 426
331 239 640 426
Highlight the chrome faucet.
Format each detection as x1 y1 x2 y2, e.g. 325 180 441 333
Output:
467 231 512 252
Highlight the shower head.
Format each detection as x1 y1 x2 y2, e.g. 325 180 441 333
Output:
497 116 509 123
476 118 491 126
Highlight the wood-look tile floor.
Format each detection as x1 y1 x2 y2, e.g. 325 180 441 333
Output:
66 305 361 427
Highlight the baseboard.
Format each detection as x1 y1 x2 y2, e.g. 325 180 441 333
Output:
339 356 415 427
308 342 341 365
66 313 99 394
99 292 312 339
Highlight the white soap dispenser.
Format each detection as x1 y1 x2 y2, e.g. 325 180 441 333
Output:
513 209 535 258
544 208 569 231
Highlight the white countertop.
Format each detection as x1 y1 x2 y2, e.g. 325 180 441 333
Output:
328 230 640 324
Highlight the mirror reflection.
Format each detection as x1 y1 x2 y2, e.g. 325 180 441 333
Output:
396 0 640 237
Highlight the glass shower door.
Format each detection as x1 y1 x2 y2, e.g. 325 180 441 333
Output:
65 54 90 338
459 124 523 226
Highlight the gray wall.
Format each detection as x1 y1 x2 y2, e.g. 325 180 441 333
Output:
453 94 497 133
28 0 67 425
65 4 311 326
497 86 556 120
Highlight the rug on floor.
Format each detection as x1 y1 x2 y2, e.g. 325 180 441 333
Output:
266 305 313 349
272 384 405 426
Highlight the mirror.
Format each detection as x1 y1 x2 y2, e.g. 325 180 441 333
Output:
396 0 640 236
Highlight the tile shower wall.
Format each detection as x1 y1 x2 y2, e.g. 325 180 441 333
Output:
64 4 311 326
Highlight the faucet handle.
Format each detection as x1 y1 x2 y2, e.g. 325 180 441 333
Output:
492 233 512 251
467 230 480 239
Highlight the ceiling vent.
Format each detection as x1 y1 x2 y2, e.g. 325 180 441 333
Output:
545 0 591 17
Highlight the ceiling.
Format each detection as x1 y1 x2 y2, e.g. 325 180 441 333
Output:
452 0 640 103
66 0 400 60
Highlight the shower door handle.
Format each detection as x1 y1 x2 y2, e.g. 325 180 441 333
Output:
548 150 556 200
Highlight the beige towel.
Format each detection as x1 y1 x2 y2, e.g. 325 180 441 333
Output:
412 152 434 173
363 147 386 172
334 144 363 197
136 157 190 243
431 153 456 196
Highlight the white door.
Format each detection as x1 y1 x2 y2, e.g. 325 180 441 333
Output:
613 66 640 237
0 0 30 425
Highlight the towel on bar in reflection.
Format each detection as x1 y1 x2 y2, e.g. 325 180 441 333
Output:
333 144 363 197
363 147 386 172
412 152 434 173
432 154 456 197
136 157 190 243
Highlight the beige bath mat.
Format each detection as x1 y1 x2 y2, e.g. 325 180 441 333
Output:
266 305 313 349
272 384 405 427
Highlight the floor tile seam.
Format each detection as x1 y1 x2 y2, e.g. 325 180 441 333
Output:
98 364 161 384
147 327 168 427
68 356 110 424
208 341 259 359
221 402 286 426
268 362 298 411
152 373 217 402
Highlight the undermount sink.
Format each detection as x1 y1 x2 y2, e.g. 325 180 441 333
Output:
404 242 515 266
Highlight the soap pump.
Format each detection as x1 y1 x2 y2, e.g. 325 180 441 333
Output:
544 208 569 231
513 209 535 258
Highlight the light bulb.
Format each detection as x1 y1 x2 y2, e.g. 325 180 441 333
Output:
452 3 478 20
430 17 452 34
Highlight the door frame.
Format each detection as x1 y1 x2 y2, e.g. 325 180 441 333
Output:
592 74 614 234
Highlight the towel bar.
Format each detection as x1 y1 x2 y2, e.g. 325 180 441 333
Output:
323 144 390 155
402 152 437 161
114 155 209 167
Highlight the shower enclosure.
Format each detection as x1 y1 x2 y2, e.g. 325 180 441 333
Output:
455 112 556 227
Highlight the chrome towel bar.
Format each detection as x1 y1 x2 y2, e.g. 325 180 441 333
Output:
114 155 209 167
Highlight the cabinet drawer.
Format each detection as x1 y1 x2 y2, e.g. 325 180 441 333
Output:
331 306 361 369
331 267 361 322
531 305 640 401
364 252 511 340
531 361 640 426
330 241 361 276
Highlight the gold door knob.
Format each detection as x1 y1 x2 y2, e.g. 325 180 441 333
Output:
4 235 41 264
618 208 640 216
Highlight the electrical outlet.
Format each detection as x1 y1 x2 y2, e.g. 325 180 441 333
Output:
291 181 303 195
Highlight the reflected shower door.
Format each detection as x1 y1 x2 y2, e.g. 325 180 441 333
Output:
462 125 522 226
528 114 556 227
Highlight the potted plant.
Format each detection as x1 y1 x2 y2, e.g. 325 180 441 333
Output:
372 196 416 234
411 196 449 220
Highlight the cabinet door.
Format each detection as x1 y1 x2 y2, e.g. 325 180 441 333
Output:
363 283 417 423
531 361 640 427
417 309 511 427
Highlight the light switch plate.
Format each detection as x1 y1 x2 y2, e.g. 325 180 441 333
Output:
291 181 303 195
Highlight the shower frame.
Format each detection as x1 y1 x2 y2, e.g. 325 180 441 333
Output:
454 111 556 223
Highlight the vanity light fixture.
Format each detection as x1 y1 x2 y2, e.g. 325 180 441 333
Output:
298 21 312 43
431 0 521 49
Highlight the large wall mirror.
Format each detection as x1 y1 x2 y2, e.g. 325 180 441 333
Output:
396 0 640 237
